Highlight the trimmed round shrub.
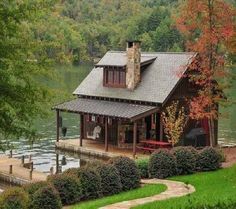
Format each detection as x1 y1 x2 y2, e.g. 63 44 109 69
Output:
48 174 82 205
172 146 197 175
23 181 49 208
86 160 105 169
197 147 221 171
0 187 29 209
31 185 62 209
63 167 79 177
109 156 140 191
149 149 177 179
96 163 122 196
186 146 199 159
77 167 102 200
136 158 149 178
216 148 226 163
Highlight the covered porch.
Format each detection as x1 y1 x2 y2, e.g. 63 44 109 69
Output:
53 98 163 157
55 138 148 159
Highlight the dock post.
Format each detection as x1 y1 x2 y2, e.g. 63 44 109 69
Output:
29 155 32 162
21 155 25 165
50 167 54 175
56 110 60 142
56 154 59 174
30 162 34 171
29 170 33 180
58 166 62 173
9 150 12 158
9 165 13 174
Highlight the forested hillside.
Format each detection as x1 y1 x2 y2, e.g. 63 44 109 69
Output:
48 0 183 63
40 0 235 64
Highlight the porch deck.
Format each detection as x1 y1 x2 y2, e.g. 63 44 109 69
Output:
55 139 147 159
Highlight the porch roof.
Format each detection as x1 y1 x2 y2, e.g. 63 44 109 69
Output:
53 98 159 121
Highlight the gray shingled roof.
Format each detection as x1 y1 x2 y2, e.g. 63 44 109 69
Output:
53 98 158 119
74 51 196 104
95 51 157 67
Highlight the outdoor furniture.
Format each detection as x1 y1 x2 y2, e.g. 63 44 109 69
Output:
185 128 207 147
137 140 172 154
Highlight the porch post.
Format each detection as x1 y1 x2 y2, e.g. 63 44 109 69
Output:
133 121 137 158
160 115 163 141
80 114 84 147
105 117 108 152
56 153 59 174
56 110 60 142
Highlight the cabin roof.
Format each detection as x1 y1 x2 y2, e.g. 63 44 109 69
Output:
74 51 196 104
53 98 158 120
95 51 157 67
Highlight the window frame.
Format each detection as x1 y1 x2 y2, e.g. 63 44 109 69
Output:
103 67 126 88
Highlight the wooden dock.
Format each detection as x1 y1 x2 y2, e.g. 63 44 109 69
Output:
0 155 47 185
56 139 147 159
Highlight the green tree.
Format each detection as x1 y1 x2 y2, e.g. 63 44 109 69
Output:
0 0 67 149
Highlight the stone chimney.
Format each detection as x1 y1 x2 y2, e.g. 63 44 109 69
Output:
126 41 141 90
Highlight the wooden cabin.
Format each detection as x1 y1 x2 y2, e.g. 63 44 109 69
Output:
53 41 218 156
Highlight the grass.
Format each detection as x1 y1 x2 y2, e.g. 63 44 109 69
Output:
133 165 236 209
72 184 166 209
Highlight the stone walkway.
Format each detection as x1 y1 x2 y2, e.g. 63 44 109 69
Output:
100 179 195 209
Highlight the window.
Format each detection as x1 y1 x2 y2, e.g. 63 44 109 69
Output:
114 71 119 84
108 70 113 84
104 67 126 87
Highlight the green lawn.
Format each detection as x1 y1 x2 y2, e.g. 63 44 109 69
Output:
134 165 236 209
72 184 166 209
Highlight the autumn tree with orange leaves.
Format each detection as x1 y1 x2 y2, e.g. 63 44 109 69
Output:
162 101 187 147
175 0 236 146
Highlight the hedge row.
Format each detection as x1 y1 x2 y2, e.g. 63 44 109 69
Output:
0 147 223 208
136 146 223 179
0 156 140 209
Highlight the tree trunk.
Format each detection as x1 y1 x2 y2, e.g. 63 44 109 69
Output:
208 116 215 147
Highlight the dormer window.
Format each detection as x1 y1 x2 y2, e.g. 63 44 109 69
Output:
103 67 126 88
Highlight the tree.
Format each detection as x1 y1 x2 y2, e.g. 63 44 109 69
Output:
175 0 236 146
0 0 68 150
162 101 187 147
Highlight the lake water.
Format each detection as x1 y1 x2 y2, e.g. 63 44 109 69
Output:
4 64 236 174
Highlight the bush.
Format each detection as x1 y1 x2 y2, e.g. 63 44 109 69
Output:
31 185 62 209
172 146 197 175
23 181 49 208
186 146 199 160
77 167 102 200
63 167 79 177
109 156 140 191
48 174 82 205
0 187 29 209
216 148 226 163
149 149 177 179
197 147 221 171
86 160 105 170
96 163 122 196
136 158 149 178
